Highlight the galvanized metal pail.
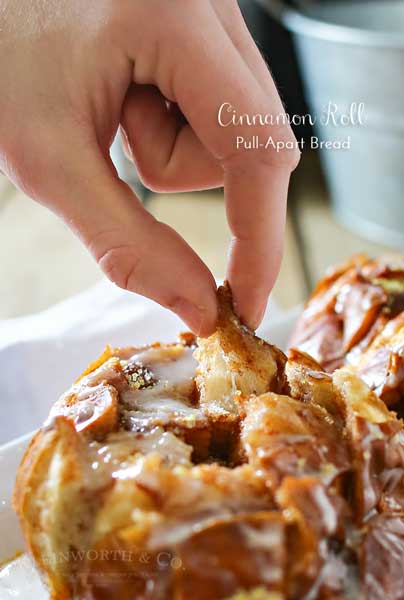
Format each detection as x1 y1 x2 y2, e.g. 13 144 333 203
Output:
257 0 404 247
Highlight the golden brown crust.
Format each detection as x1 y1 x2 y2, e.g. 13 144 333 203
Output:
14 283 404 599
13 422 74 600
290 254 404 409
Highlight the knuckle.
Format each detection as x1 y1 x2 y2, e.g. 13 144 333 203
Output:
285 134 302 171
137 170 161 193
290 147 302 171
260 126 301 171
257 145 300 171
137 163 171 193
224 124 301 173
97 244 142 292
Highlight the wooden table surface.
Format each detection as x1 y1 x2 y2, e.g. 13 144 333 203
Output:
0 151 392 320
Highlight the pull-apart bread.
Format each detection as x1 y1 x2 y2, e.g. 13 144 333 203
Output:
290 254 404 409
14 285 404 600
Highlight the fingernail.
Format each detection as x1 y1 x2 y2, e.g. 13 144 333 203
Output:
235 301 266 332
248 305 266 331
173 298 216 337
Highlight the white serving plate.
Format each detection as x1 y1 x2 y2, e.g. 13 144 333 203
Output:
0 431 47 598
0 308 299 599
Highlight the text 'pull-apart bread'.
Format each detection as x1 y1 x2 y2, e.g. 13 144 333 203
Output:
14 284 404 600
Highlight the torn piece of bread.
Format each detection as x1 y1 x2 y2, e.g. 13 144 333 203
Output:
195 284 287 418
14 285 404 599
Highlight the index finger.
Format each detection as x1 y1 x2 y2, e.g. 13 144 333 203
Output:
167 3 300 328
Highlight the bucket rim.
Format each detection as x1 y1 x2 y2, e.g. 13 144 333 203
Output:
256 0 404 49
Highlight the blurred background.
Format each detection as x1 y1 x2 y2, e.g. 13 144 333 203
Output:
1 0 403 319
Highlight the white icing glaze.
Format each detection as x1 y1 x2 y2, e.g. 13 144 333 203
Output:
88 427 193 485
121 345 204 430
129 345 197 390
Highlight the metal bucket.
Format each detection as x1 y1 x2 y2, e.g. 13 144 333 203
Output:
257 0 404 247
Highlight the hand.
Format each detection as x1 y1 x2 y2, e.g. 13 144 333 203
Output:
0 0 299 335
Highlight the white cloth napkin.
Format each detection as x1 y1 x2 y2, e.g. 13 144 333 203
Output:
0 278 296 444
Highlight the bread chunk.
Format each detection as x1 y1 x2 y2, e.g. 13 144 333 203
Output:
14 284 404 599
